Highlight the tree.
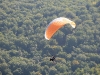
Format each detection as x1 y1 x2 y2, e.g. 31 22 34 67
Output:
71 60 79 71
49 67 57 75
95 1 100 7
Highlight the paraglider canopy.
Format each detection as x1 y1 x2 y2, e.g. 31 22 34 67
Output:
45 17 76 40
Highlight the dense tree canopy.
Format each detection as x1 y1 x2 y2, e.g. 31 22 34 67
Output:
0 0 100 75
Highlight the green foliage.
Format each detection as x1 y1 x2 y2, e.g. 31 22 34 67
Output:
0 0 100 75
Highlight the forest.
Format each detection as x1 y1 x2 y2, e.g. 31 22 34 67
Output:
0 0 100 75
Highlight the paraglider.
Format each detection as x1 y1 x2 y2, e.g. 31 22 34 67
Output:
50 56 56 62
45 17 76 40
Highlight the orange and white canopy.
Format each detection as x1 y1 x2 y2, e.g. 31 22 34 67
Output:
45 17 76 40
